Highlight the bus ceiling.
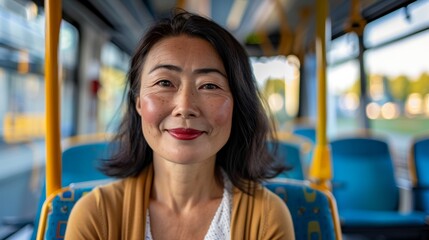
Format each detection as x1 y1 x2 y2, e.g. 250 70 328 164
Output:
30 0 416 56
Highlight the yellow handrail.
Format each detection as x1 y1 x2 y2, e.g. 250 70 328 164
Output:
309 0 332 191
44 0 62 197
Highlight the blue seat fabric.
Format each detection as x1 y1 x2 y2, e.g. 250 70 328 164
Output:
32 142 117 240
267 141 305 180
265 181 337 240
339 210 427 226
44 187 93 240
292 127 316 144
413 138 429 213
331 138 398 211
330 137 429 233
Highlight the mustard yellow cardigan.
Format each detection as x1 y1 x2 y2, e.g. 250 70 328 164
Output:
65 166 294 239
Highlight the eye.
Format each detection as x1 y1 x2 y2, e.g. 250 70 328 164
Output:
156 80 173 87
201 83 219 90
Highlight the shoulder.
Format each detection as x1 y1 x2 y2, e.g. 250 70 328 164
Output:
259 186 295 239
79 179 126 209
260 186 292 220
250 185 292 221
231 184 295 239
65 180 126 239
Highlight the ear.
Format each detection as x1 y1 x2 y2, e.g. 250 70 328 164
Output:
135 96 142 116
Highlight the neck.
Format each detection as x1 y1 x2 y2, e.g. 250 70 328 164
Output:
151 156 223 213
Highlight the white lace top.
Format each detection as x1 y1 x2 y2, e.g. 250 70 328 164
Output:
145 173 232 240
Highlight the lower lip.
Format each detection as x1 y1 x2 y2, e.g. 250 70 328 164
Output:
168 131 203 140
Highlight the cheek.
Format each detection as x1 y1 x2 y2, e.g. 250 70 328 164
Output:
211 99 233 126
140 95 166 126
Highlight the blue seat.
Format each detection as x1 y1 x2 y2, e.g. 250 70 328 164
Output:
265 179 342 240
409 136 429 213
32 138 117 239
43 186 93 239
292 127 316 144
61 141 117 184
268 136 312 180
38 179 113 240
331 136 429 238
291 127 315 166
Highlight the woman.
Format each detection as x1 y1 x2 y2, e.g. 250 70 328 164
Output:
65 10 294 240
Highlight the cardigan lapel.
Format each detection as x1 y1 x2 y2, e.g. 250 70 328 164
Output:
230 182 264 239
122 165 154 239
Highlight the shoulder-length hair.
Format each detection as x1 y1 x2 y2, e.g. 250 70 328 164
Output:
101 9 287 192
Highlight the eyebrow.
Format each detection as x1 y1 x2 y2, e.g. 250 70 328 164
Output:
149 64 227 78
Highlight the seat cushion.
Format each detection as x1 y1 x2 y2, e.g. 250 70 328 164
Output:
340 209 428 226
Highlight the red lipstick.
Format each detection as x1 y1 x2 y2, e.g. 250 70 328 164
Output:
168 128 203 140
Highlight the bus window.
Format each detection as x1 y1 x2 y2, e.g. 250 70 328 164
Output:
365 0 429 48
0 0 79 228
60 21 79 137
251 55 300 130
364 1 429 166
327 33 360 137
98 42 129 133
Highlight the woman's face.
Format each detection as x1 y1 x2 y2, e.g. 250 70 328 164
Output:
136 35 233 165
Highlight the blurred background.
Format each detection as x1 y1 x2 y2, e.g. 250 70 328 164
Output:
1 0 429 239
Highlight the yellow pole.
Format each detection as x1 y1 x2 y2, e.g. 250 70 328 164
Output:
274 0 292 56
176 0 186 9
309 0 332 191
45 0 62 197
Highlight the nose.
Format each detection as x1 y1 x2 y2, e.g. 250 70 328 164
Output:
172 86 200 118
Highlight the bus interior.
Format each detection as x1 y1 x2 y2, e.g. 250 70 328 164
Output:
0 0 429 239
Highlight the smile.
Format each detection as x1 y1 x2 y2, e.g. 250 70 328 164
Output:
167 128 204 140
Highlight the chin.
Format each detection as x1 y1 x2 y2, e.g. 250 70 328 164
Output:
157 151 216 166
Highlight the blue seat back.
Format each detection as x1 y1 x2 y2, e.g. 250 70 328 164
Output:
32 141 117 240
268 141 305 180
293 127 316 144
44 187 93 239
265 180 340 240
61 142 117 185
291 127 315 166
411 137 429 213
331 137 399 212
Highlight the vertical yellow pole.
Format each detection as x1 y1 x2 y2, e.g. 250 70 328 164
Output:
45 0 62 197
176 0 186 9
274 0 292 56
309 0 332 191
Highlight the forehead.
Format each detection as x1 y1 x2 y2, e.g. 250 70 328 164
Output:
143 35 224 69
